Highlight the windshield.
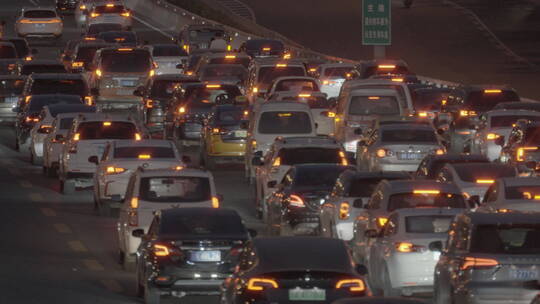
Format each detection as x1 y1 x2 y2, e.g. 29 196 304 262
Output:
278 148 342 165
258 67 306 85
412 90 449 110
24 10 56 18
184 86 241 107
160 213 246 238
293 166 349 190
0 79 24 96
388 192 466 211
201 66 246 79
75 46 103 62
76 121 137 140
59 117 74 129
114 146 175 158
505 186 540 200
258 111 312 134
324 67 355 78
21 65 67 75
28 96 82 112
216 108 246 125
454 165 516 182
466 91 520 111
275 79 318 92
140 176 211 202
405 215 454 233
381 129 437 143
31 79 86 96
190 29 224 42
93 5 126 14
490 115 540 128
364 65 409 78
246 40 284 51
348 178 389 197
348 95 400 115
101 51 150 73
153 46 187 57
209 57 250 68
471 224 540 254
0 46 16 59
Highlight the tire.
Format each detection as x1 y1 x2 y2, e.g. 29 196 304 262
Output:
122 251 136 272
382 265 401 297
144 286 161 304
60 179 75 194
98 199 112 217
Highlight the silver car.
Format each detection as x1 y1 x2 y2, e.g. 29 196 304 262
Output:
433 212 540 304
85 3 132 30
479 177 540 213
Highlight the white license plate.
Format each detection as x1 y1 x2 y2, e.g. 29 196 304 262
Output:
234 130 247 138
35 24 46 28
510 268 539 280
289 287 326 301
190 250 221 262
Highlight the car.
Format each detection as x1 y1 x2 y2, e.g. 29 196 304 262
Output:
314 63 358 98
197 64 248 86
134 207 249 301
86 3 132 30
144 44 188 75
239 38 286 58
350 180 468 264
114 167 218 235
319 170 410 241
498 121 540 173
19 73 91 106
433 212 540 304
65 41 112 73
56 0 78 13
220 237 369 304
436 162 518 201
87 47 154 97
366 207 462 297
84 22 124 39
0 75 25 124
134 74 200 133
42 109 97 177
197 52 251 69
60 37 105 67
58 113 147 193
93 139 185 216
245 59 307 104
16 59 68 75
370 73 420 84
266 76 321 98
96 30 138 47
414 153 490 180
467 110 540 161
244 101 317 183
15 7 63 39
409 86 452 120
15 94 84 152
29 103 91 165
183 49 225 76
356 59 410 79
493 101 540 112
333 89 408 155
266 163 353 236
252 136 348 220
177 24 230 53
478 177 540 213
1 37 35 62
200 104 249 169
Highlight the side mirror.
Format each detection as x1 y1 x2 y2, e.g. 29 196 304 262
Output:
354 128 362 135
364 229 379 238
247 228 258 238
131 229 145 238
429 240 443 252
176 63 184 69
110 194 123 202
251 157 263 166
267 180 277 188
468 195 480 209
356 264 368 275
55 134 64 141
494 136 505 147
90 88 99 96
88 155 99 164
352 198 364 208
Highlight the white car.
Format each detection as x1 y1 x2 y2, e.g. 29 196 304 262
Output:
85 2 132 30
468 110 540 161
436 162 518 201
314 63 357 98
92 139 185 216
29 103 91 165
116 167 219 270
266 76 321 99
479 177 540 213
144 44 188 75
252 136 347 220
16 7 63 39
58 113 147 194
366 208 461 297
244 101 317 183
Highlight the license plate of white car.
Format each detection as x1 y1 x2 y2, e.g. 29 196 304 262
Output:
398 153 420 160
121 80 136 87
190 250 221 262
234 130 247 138
510 268 538 280
289 287 326 301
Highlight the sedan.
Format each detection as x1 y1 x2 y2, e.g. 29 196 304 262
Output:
16 7 63 39
479 177 540 213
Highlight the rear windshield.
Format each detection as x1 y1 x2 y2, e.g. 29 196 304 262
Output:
388 192 466 211
466 91 520 111
216 108 246 125
0 46 17 59
381 129 437 143
348 96 400 116
524 127 540 145
150 80 194 99
208 57 250 68
87 24 123 35
28 96 82 112
24 10 56 18
31 79 86 96
76 121 137 140
93 5 126 14
427 159 489 179
293 166 349 190
405 215 454 233
364 65 409 78
185 86 241 106
0 79 24 96
22 65 67 75
454 165 515 183
201 65 246 80
114 146 175 158
258 111 312 134
278 148 342 165
412 90 449 111
471 224 540 254
101 51 150 73
258 66 306 85
505 186 540 200
152 46 187 57
348 178 389 197
190 29 224 41
276 79 318 92
160 213 245 238
59 117 74 129
324 67 356 78
139 176 211 203
75 46 104 62
491 115 540 128
281 96 331 109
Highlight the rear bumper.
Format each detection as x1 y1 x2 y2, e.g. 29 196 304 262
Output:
151 279 224 296
375 162 420 172
456 285 537 304
387 253 438 289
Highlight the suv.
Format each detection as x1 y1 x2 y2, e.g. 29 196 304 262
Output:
499 121 540 172
313 63 358 98
58 113 147 193
87 47 154 97
356 59 410 79
65 41 112 73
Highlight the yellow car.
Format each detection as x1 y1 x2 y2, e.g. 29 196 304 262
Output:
201 104 248 169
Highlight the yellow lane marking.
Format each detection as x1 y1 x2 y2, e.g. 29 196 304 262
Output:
68 240 88 252
100 279 124 293
19 180 33 188
53 223 72 234
83 259 105 271
30 193 44 202
40 207 56 216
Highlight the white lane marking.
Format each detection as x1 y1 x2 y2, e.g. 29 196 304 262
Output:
68 240 88 252
40 207 56 216
132 15 174 39
100 279 124 293
30 193 44 202
54 223 72 234
83 259 105 271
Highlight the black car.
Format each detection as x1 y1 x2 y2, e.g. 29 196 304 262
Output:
66 41 112 73
409 86 452 119
0 37 34 61
332 297 428 304
17 59 67 76
414 154 490 180
134 208 254 303
56 0 78 13
220 237 369 304
239 39 285 58
266 163 353 236
21 73 90 100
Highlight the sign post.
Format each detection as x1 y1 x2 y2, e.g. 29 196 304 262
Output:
362 0 391 59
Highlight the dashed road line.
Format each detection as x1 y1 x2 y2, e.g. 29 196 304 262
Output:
31 193 44 202
83 259 105 271
68 240 88 252
100 279 124 293
53 223 72 234
19 180 33 188
40 207 56 217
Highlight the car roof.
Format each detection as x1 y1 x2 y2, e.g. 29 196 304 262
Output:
273 136 340 148
76 42 114 48
30 94 81 100
137 167 211 178
112 139 174 148
493 102 540 111
380 123 434 131
349 88 400 96
465 211 540 225
22 6 56 11
383 180 462 194
293 163 352 171
500 177 540 187
274 91 327 98
205 52 250 58
258 101 311 111
273 76 317 82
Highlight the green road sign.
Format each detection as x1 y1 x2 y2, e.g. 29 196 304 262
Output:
362 0 391 45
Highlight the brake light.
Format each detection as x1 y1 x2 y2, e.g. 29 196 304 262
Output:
117 48 133 52
212 196 220 208
486 133 500 140
130 197 139 209
225 54 236 59
106 166 126 174
134 133 142 140
80 4 86 9
484 89 502 94
73 133 80 141
395 242 425 253
368 96 380 100
335 279 365 292
276 63 287 68
90 12 100 18
326 111 336 118
289 194 304 207
476 179 494 184
377 217 388 227
391 78 404 82
298 93 311 98
153 244 170 257
138 154 151 159
339 151 348 166
460 110 477 117
178 106 186 114
106 3 115 7
25 116 39 123
145 99 154 108
206 84 221 88
252 87 258 93
418 112 428 117
247 278 278 291
339 202 350 220
72 61 83 68
121 11 130 17
376 149 388 158
435 148 445 155
517 147 538 161
461 257 498 270
413 190 440 195
262 47 271 51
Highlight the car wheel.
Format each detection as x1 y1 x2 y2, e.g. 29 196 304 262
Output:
60 179 75 194
122 253 136 272
382 265 400 297
144 285 161 304
98 200 112 217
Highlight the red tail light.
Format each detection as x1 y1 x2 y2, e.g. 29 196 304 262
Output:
461 257 498 270
152 243 182 258
288 194 305 207
247 278 278 291
335 279 366 292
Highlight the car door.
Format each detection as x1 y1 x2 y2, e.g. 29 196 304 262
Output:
436 217 469 295
369 213 398 287
118 173 137 253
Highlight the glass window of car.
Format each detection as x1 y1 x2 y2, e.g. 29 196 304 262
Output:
184 86 241 107
152 45 187 57
258 111 312 134
147 217 159 237
292 166 349 191
277 147 342 165
387 192 466 211
114 146 175 159
215 108 247 125
281 95 331 109
484 185 498 203
381 128 437 143
75 46 105 62
21 64 67 75
504 186 540 200
30 79 86 96
23 10 56 18
324 67 356 78
257 66 306 85
208 57 250 68
406 215 454 233
348 95 400 116
347 178 387 197
470 224 540 254
200 65 246 79
28 95 82 113
411 89 449 111
139 176 211 202
466 90 519 112
100 50 151 73
76 121 137 140
159 212 246 238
